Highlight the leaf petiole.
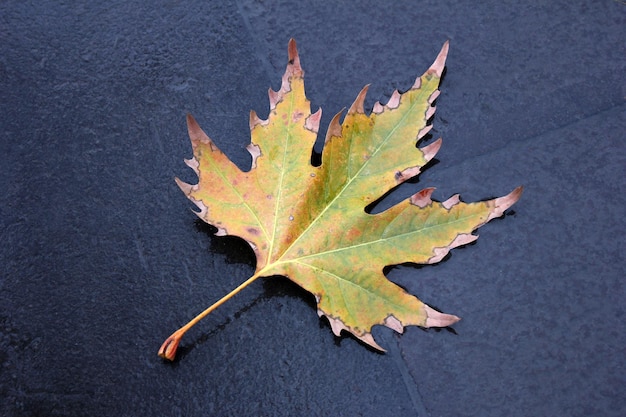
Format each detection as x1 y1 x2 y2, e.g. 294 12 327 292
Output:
158 272 262 360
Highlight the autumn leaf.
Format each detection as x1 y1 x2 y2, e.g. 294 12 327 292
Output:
159 39 522 360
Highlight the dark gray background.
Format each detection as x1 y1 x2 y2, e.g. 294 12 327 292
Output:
1 1 624 416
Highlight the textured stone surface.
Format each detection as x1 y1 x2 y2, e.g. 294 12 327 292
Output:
1 1 624 416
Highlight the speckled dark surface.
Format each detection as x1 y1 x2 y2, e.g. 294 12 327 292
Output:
1 1 624 416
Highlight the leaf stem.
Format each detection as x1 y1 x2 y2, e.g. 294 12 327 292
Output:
158 272 262 360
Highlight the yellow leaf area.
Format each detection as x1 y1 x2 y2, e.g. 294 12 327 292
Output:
169 40 522 355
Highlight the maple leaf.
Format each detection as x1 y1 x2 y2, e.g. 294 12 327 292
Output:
159 39 522 360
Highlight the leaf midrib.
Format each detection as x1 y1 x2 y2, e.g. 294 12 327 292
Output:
268 86 298 260
277 207 484 266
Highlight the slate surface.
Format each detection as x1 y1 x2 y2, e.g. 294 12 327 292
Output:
1 1 624 416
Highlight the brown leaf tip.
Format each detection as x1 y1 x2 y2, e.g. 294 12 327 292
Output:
174 177 194 195
372 101 384 114
348 85 369 115
373 89 402 115
268 39 305 111
442 194 461 210
268 88 281 110
285 38 303 78
487 186 524 221
425 104 436 121
186 114 211 147
384 315 404 334
428 233 478 263
358 333 385 351
396 136 441 182
411 41 449 88
183 157 200 176
387 90 401 109
249 110 268 130
189 196 209 222
421 138 442 162
428 41 449 78
324 110 344 145
410 187 435 208
423 305 460 328
428 89 441 105
287 38 300 68
417 124 433 141
305 108 322 133
326 314 347 337
246 143 261 169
